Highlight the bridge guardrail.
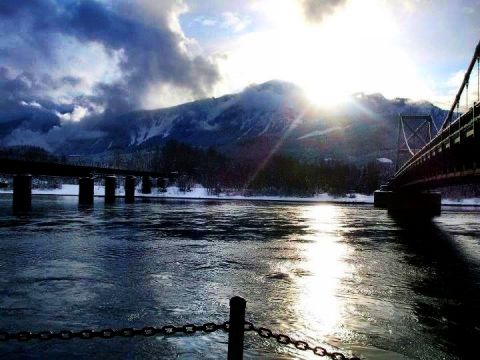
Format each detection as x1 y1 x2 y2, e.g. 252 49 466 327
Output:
0 158 174 179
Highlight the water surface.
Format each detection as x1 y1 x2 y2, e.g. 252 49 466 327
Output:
0 195 479 359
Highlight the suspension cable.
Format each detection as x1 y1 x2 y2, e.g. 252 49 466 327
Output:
442 40 480 128
401 119 415 156
466 81 468 109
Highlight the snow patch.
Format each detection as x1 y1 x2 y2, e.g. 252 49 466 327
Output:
443 198 480 206
2 184 480 206
298 126 348 140
0 184 373 203
377 157 393 164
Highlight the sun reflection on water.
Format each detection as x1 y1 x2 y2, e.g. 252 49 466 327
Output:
295 205 352 343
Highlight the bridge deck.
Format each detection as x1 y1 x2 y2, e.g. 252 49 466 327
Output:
0 158 170 179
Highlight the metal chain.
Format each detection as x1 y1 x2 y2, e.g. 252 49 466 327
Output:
244 322 360 360
0 321 360 359
0 322 227 342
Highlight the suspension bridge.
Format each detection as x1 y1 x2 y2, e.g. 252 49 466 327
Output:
375 39 480 216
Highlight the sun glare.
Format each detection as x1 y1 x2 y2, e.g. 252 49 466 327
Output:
294 0 401 107
302 80 350 108
295 205 351 336
217 0 433 107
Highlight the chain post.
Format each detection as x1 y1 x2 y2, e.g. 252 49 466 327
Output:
227 296 246 360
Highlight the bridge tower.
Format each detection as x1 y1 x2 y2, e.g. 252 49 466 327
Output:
374 114 442 217
395 115 437 171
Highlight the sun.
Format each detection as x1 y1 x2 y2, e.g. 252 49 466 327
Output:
216 0 433 107
302 80 350 108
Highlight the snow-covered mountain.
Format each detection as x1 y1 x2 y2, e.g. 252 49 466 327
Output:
2 80 448 163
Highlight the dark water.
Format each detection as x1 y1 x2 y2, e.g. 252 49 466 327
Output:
0 195 479 359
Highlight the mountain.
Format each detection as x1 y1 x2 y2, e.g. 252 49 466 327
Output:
2 80 448 164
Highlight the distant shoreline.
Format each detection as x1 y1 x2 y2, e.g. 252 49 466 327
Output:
1 184 480 208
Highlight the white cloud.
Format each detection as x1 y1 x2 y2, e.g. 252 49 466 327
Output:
429 68 475 110
115 0 189 34
441 68 480 112
142 83 197 109
221 12 251 32
194 16 217 26
40 37 125 105
446 70 465 88
56 106 90 122
20 101 42 109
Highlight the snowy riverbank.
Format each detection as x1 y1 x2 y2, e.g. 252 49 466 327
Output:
0 184 374 204
1 184 480 206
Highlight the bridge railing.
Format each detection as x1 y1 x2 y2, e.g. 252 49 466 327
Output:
0 157 170 178
391 100 480 188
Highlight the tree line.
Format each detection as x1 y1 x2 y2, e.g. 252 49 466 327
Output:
0 142 393 195
3 143 480 198
107 140 393 196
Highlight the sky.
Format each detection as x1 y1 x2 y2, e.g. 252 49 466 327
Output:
0 0 479 126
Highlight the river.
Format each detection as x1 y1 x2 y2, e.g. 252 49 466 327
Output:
0 195 479 359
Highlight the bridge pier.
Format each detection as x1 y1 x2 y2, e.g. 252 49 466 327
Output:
79 177 94 206
125 175 136 203
373 190 392 208
141 176 152 194
13 174 32 211
104 175 116 204
374 190 441 217
157 177 167 192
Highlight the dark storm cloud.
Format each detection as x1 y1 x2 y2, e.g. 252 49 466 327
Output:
0 0 220 149
0 67 61 130
0 0 219 112
300 0 347 21
0 66 107 150
61 76 82 87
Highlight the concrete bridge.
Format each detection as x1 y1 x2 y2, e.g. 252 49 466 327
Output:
375 39 480 216
0 158 174 210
